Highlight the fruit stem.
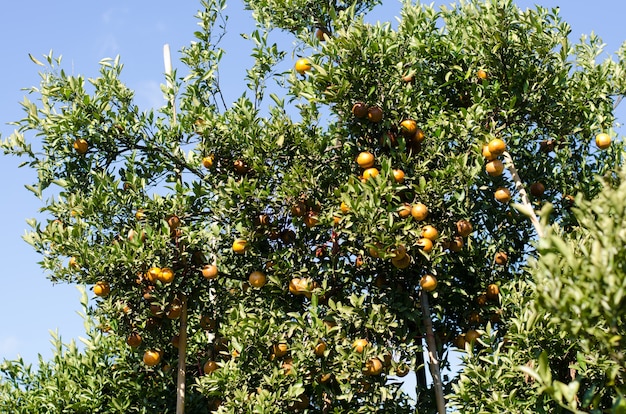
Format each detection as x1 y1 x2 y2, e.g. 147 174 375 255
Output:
176 295 188 414
420 290 446 414
502 151 545 238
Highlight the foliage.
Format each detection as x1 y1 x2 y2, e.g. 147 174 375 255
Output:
449 168 626 413
0 288 209 413
2 0 626 412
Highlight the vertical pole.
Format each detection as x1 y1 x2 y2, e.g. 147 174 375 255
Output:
420 290 446 414
163 44 177 124
176 295 188 414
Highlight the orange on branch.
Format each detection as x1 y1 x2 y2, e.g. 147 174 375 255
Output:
356 151 375 169
249 271 267 288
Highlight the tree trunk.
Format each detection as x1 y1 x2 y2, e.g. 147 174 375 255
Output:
420 290 446 414
176 295 188 414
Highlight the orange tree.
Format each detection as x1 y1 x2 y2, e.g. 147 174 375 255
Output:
2 0 625 412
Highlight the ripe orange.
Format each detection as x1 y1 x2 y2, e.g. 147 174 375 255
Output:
146 267 162 283
414 128 426 143
399 119 418 139
248 271 267 288
494 251 508 265
203 360 219 375
166 303 182 319
398 203 412 218
289 277 311 295
340 201 350 214
363 357 383 376
595 132 611 149
416 238 434 253
233 159 249 175
295 58 312 75
126 332 142 348
201 264 219 279
477 69 488 80
448 236 464 252
273 343 289 357
486 283 500 300
482 144 496 161
93 281 110 297
352 338 368 353
143 349 161 366
352 102 368 118
167 215 181 230
494 187 511 203
135 209 146 221
421 225 438 241
362 167 379 181
315 28 328 41
392 169 405 183
396 363 410 377
232 239 247 254
314 341 327 357
485 159 504 176
202 155 214 168
73 138 88 154
68 256 79 269
367 106 383 123
158 267 174 284
420 274 438 292
487 138 506 156
456 219 473 237
411 203 428 221
356 151 375 169
303 212 319 228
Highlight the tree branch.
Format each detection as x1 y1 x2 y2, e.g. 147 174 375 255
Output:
420 290 446 414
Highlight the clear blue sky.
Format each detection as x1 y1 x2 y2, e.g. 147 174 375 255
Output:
1 0 625 373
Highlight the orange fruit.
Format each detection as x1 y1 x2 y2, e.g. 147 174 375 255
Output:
146 267 162 283
487 138 506 156
456 219 473 237
530 182 545 197
232 239 247 254
485 159 504 177
494 187 511 203
494 251 508 265
249 271 267 288
167 215 181 230
595 132 611 149
416 238 434 253
158 267 174 284
391 253 411 269
143 349 161 366
356 151 375 169
68 256 79 269
399 119 418 139
272 343 289 357
201 264 219 279
363 357 383 376
392 169 405 183
396 363 410 377
482 144 496 160
352 338 368 353
448 236 464 252
303 212 319 228
420 274 438 292
126 332 142 348
421 225 438 241
411 203 428 221
340 201 350 214
413 128 426 143
202 155 214 168
465 329 481 344
73 138 88 154
135 209 146 221
166 303 182 319
477 69 488 80
362 167 379 181
295 58 312 75
93 281 110 297
398 203 412 218
352 102 368 118
314 341 327 357
203 360 219 375
486 283 500 300
367 106 383 123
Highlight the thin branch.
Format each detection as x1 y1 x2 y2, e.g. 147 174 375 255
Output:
176 295 188 414
420 290 446 414
502 151 545 238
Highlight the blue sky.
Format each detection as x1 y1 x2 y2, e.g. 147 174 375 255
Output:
1 0 625 377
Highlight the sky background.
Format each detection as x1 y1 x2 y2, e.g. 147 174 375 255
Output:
1 0 625 387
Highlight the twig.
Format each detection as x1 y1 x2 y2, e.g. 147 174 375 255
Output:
502 151 545 238
420 290 446 414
